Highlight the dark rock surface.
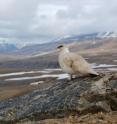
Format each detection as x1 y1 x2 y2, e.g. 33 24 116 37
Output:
0 72 117 123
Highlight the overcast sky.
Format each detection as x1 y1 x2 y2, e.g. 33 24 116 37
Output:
0 0 117 44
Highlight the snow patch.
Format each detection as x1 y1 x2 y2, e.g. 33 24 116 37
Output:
57 74 69 80
30 81 44 85
45 68 62 71
92 64 117 68
107 68 117 71
0 70 49 77
5 73 69 81
113 60 117 62
0 68 62 78
33 50 55 57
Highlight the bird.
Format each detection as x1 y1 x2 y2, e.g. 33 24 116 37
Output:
57 45 99 80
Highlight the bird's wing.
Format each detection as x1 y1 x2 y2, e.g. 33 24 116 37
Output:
62 54 74 68
69 53 89 66
68 53 97 74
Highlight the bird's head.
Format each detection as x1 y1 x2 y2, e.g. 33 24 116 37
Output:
57 45 69 53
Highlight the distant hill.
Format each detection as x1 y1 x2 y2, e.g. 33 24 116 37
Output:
0 37 116 69
14 32 117 56
69 38 117 54
0 32 117 56
0 43 18 53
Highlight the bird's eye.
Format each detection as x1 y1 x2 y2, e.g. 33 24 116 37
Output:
57 45 63 49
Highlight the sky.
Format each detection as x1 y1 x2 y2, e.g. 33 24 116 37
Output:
0 0 117 44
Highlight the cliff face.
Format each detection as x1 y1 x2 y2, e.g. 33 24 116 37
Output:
0 72 117 123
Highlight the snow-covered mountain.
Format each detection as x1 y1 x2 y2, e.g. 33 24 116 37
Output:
97 32 117 38
13 32 117 55
55 32 117 42
0 32 117 55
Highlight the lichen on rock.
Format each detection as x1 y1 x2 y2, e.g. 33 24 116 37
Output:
0 72 117 123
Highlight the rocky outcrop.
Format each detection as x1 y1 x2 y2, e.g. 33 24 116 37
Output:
0 72 117 123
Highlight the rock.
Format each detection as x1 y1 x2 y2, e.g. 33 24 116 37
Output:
0 72 117 123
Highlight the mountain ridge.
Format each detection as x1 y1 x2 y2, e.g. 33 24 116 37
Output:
0 32 117 56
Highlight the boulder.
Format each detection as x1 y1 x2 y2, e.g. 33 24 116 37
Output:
0 72 117 123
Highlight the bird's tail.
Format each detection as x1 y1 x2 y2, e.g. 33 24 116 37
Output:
90 70 99 76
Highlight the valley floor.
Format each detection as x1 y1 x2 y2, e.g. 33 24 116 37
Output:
0 50 117 123
0 52 117 101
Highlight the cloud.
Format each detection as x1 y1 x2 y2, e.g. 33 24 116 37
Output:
0 0 117 44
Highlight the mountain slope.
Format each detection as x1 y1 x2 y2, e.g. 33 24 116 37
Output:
0 43 18 53
0 32 116 56
13 32 117 56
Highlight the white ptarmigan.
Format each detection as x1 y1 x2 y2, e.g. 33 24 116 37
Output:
57 45 98 80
